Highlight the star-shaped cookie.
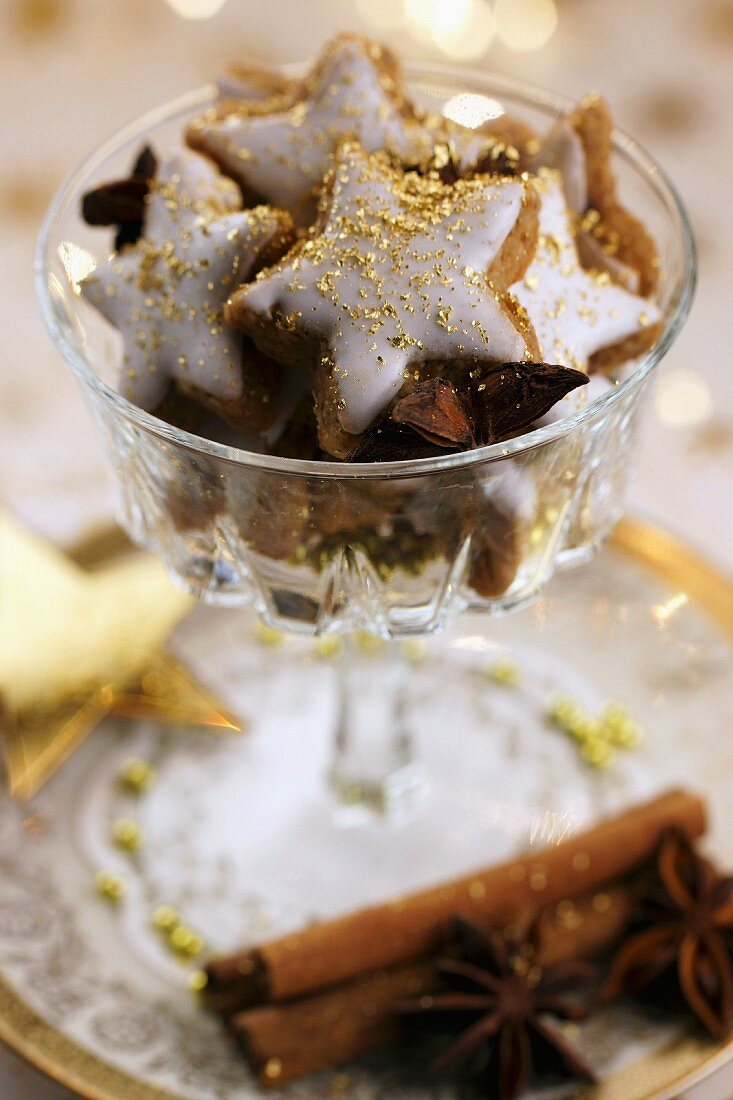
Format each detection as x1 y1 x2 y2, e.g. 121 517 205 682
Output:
0 511 239 801
215 57 299 103
144 144 242 238
187 34 491 227
81 146 295 428
529 94 659 295
227 141 539 458
513 171 661 374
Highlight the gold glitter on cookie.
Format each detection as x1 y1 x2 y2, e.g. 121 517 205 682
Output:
513 170 660 372
227 141 538 449
187 34 503 227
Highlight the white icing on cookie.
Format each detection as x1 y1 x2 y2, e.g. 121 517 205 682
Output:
529 120 588 213
530 120 643 291
190 36 494 227
513 173 660 372
81 148 289 410
235 143 531 436
145 146 241 240
576 229 641 293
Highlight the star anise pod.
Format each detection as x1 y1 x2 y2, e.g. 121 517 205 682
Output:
600 829 733 1039
470 362 588 445
81 144 157 249
395 914 596 1100
392 378 476 449
347 364 587 463
347 417 455 462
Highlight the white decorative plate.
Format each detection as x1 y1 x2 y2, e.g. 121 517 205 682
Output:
2 519 733 1100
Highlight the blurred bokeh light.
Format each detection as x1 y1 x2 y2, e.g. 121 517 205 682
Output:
494 0 558 51
442 92 504 128
165 0 227 17
655 370 714 428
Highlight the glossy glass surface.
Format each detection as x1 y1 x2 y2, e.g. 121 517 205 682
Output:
36 67 695 635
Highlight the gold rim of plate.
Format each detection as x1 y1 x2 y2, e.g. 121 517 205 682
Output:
2 515 733 1100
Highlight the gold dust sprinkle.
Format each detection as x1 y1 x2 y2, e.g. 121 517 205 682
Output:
355 631 387 655
169 926 205 957
264 1058 283 1080
112 818 144 852
254 623 284 647
119 757 156 794
313 636 345 660
402 639 427 664
548 694 642 768
488 658 520 686
95 871 126 903
188 970 208 993
153 905 180 932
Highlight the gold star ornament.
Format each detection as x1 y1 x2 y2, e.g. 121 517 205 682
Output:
0 512 241 801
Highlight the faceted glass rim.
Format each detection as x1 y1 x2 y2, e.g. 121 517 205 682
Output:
36 62 697 481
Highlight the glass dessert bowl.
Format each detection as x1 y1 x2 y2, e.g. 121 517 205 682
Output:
37 63 695 814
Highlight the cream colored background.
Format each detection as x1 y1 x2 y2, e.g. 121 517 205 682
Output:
1 0 732 1095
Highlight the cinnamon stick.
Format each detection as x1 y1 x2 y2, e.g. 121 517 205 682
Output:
207 789 705 1006
231 884 635 1088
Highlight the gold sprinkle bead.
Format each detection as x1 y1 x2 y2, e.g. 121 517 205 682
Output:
152 905 180 932
264 1058 282 1080
254 623 284 647
601 701 632 728
581 740 614 768
313 636 344 660
112 818 144 852
119 757 156 794
611 721 644 748
548 696 581 729
95 871 126 903
489 658 520 686
402 639 427 665
355 631 387 655
169 926 205 957
601 702 644 747
571 716 602 743
188 969 209 993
